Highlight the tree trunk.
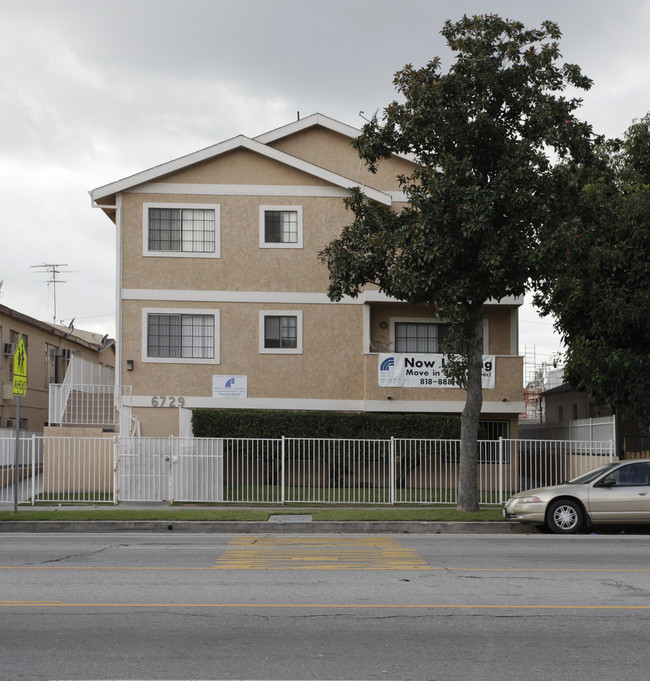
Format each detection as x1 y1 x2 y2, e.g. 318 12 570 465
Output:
457 304 484 512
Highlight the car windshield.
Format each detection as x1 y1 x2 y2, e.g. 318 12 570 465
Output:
567 462 618 484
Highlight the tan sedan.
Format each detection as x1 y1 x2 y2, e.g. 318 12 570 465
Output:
503 459 650 533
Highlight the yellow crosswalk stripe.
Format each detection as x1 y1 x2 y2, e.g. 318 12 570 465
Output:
211 536 432 570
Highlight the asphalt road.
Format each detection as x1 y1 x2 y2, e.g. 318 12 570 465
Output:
1 532 650 681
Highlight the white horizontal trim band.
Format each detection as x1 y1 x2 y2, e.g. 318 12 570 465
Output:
123 289 344 304
131 183 351 198
129 395 525 413
122 289 523 307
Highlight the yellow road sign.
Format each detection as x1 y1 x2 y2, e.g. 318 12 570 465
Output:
13 336 27 396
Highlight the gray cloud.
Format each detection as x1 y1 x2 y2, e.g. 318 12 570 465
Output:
1 0 648 359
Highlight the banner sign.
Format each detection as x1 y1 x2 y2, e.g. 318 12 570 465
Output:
378 353 495 389
213 375 248 399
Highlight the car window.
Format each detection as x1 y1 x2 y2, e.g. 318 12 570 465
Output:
609 462 650 486
569 463 618 484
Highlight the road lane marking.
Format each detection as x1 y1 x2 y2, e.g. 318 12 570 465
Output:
2 601 650 610
210 536 432 570
2 564 650 572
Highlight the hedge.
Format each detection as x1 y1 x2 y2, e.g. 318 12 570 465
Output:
192 409 464 440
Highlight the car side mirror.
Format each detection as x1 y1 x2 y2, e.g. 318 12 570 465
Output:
595 476 617 488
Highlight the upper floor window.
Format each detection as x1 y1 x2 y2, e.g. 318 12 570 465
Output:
143 203 220 257
143 308 220 364
259 311 303 354
259 206 303 248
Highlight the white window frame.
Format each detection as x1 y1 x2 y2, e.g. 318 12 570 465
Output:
143 202 221 258
390 317 489 354
259 310 303 354
259 205 303 248
142 307 220 364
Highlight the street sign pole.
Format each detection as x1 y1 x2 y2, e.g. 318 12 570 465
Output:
12 336 27 515
14 396 20 514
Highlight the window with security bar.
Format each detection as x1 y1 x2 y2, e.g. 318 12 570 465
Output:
147 206 217 254
394 322 452 353
259 206 303 248
147 313 215 359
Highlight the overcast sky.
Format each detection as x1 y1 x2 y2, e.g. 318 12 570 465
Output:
1 0 648 367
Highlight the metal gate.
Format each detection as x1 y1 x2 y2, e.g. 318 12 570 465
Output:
116 437 223 502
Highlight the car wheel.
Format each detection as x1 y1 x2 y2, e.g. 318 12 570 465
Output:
546 499 584 534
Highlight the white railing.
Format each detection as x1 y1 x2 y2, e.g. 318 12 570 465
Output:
49 384 132 426
1 436 615 506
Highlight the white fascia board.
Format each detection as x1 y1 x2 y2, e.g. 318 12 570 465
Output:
254 113 362 144
254 113 417 163
91 133 392 206
91 135 249 201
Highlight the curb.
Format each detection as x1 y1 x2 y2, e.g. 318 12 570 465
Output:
0 520 534 534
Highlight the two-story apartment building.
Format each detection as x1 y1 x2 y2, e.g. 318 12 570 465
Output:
0 303 115 432
90 114 524 437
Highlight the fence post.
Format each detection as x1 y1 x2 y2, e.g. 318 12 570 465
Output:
498 437 504 506
168 435 174 503
390 437 395 505
281 436 286 505
609 438 614 463
112 436 119 504
31 434 36 505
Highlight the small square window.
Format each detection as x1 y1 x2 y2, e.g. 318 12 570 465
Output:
259 206 303 248
259 311 303 354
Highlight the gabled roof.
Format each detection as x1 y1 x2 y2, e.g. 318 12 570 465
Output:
90 114 392 206
0 303 114 352
253 113 362 144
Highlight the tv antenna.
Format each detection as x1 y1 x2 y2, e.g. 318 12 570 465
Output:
31 263 70 324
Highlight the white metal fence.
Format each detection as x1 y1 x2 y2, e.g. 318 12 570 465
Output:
1 435 615 507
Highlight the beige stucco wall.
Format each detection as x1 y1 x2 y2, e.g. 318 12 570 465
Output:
266 126 416 191
122 300 365 400
121 191 351 293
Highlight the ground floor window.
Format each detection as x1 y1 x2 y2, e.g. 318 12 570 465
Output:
144 310 219 362
259 311 303 354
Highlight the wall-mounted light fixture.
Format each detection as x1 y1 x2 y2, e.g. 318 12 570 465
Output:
379 321 388 329
126 359 134 372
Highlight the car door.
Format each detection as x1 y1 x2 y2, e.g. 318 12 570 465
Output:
587 462 650 522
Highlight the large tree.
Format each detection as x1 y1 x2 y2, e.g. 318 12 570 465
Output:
319 15 597 511
536 115 650 436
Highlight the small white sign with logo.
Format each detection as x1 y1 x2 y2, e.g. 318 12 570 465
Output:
213 375 248 399
378 353 495 389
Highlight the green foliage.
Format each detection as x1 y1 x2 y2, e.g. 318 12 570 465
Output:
192 409 462 440
319 14 598 510
321 15 596 320
536 115 650 432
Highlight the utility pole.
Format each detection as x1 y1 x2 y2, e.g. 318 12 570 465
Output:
31 263 69 324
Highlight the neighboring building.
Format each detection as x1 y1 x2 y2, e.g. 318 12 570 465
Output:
529 383 646 458
0 303 115 432
90 113 524 438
